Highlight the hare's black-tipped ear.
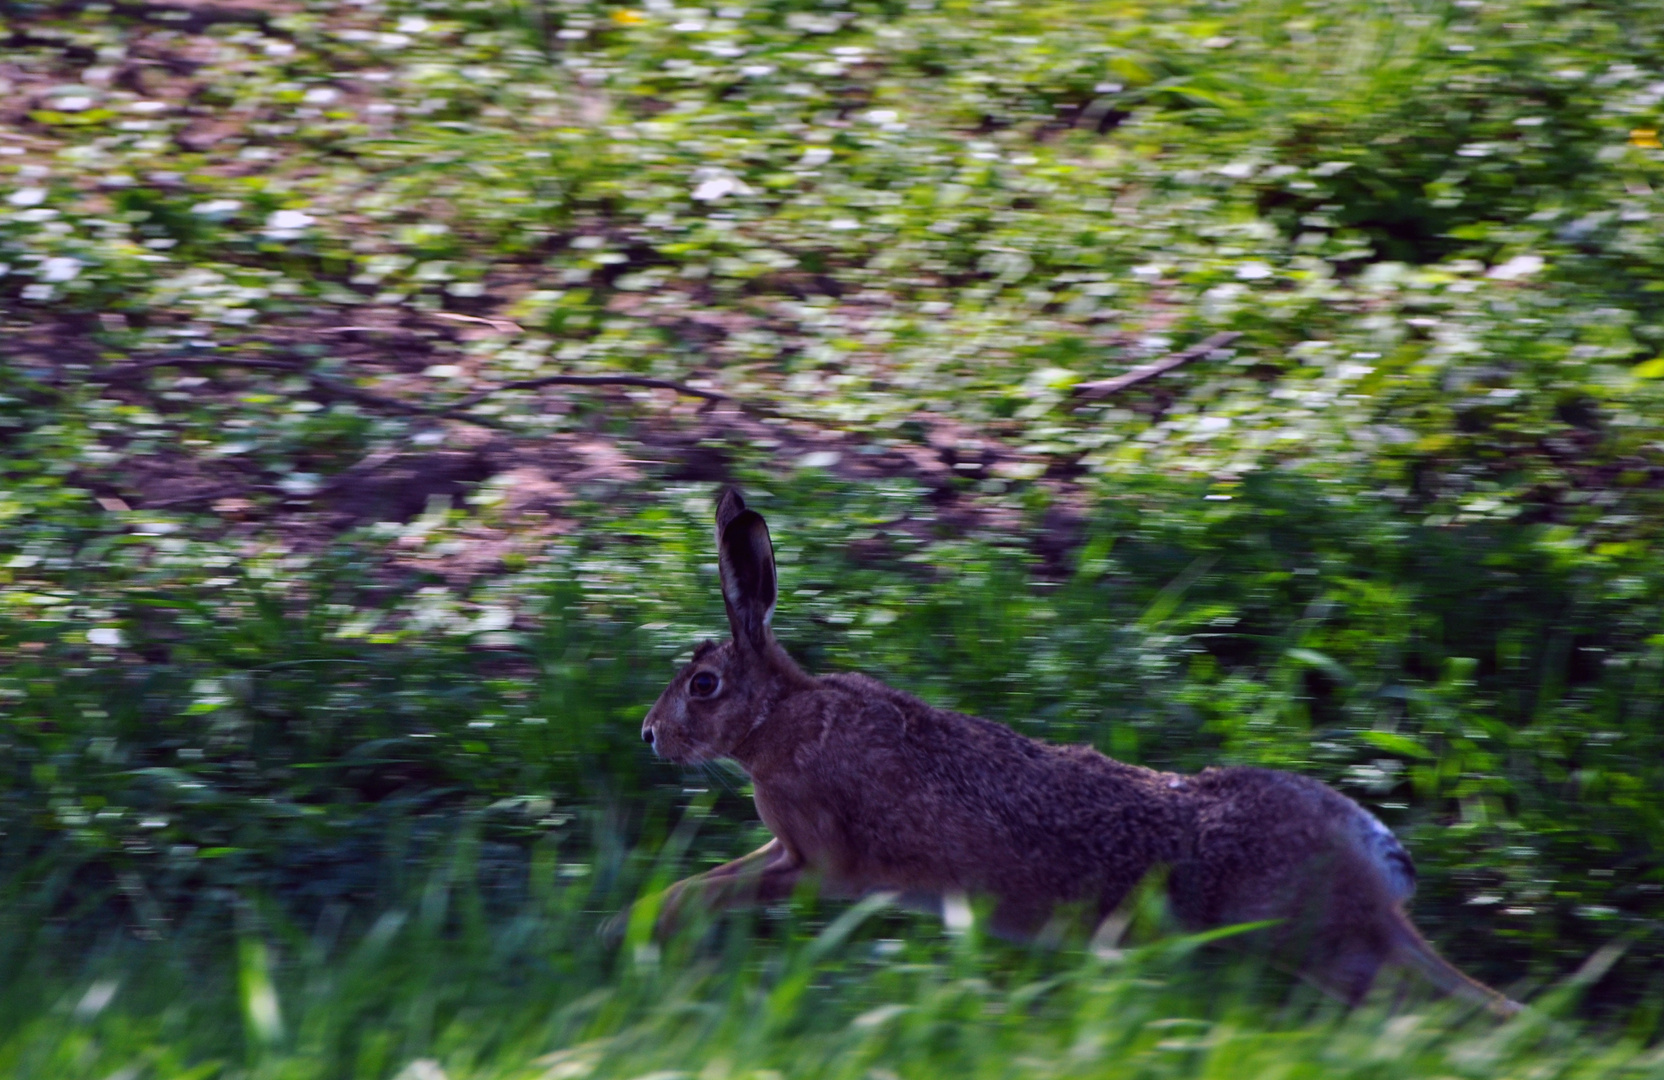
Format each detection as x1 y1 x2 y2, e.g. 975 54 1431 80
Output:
715 487 749 537
715 489 776 651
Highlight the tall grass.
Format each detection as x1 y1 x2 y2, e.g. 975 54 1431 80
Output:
4 858 1657 1080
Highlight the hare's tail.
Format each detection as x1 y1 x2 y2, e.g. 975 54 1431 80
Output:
1391 912 1523 1017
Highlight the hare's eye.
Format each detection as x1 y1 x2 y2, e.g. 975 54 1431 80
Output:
689 671 720 698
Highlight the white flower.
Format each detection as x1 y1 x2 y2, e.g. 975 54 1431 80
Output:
191 199 242 217
1236 261 1274 281
472 607 513 633
263 209 316 239
40 257 81 283
1487 254 1545 281
277 472 322 496
88 628 124 647
391 1060 447 1080
268 209 314 230
7 187 46 207
690 168 751 202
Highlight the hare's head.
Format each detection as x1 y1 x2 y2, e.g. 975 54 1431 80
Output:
642 489 800 764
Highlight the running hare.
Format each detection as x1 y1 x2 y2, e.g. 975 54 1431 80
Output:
630 489 1520 1015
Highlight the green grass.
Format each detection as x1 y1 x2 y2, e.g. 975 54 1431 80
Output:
4 873 1660 1080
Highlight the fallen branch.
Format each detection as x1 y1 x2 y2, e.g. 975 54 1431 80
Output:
427 312 524 335
137 485 249 510
1072 331 1242 400
308 372 453 418
89 354 726 427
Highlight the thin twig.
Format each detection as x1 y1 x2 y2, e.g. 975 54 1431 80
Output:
428 311 524 335
317 326 424 336
1073 331 1242 400
138 485 249 510
91 355 301 381
440 374 728 414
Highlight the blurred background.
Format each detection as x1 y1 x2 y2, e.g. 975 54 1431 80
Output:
3 0 1663 1075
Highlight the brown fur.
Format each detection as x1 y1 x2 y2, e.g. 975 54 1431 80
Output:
628 489 1521 1016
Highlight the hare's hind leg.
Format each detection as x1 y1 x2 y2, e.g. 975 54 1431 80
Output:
1304 920 1396 1006
1168 863 1397 1006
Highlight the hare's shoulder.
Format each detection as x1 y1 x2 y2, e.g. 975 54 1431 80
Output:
802 675 1187 788
808 672 1050 756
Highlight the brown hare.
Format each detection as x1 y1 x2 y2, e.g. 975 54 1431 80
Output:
628 488 1521 1016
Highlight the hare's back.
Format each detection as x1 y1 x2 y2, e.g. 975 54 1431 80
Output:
791 676 1193 902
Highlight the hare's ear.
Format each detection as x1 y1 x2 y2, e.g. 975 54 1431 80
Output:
715 488 776 651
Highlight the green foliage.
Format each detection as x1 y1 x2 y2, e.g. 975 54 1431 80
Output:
4 478 1663 1011
5 0 1664 1071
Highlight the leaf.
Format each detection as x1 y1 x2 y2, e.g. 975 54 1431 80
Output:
1137 555 1218 627
1285 647 1354 685
1359 731 1435 760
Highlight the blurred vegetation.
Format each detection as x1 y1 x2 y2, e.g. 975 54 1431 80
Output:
4 0 1664 1073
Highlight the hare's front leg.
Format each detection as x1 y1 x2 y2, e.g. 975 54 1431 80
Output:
606 838 805 942
662 838 802 914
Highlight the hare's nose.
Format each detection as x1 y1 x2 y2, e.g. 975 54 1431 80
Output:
642 726 655 746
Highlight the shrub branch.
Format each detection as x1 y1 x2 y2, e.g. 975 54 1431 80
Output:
1072 332 1243 400
90 354 728 429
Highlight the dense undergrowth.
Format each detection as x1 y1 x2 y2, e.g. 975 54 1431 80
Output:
5 0 1664 1074
5 882 1659 1080
6 478 1664 1075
